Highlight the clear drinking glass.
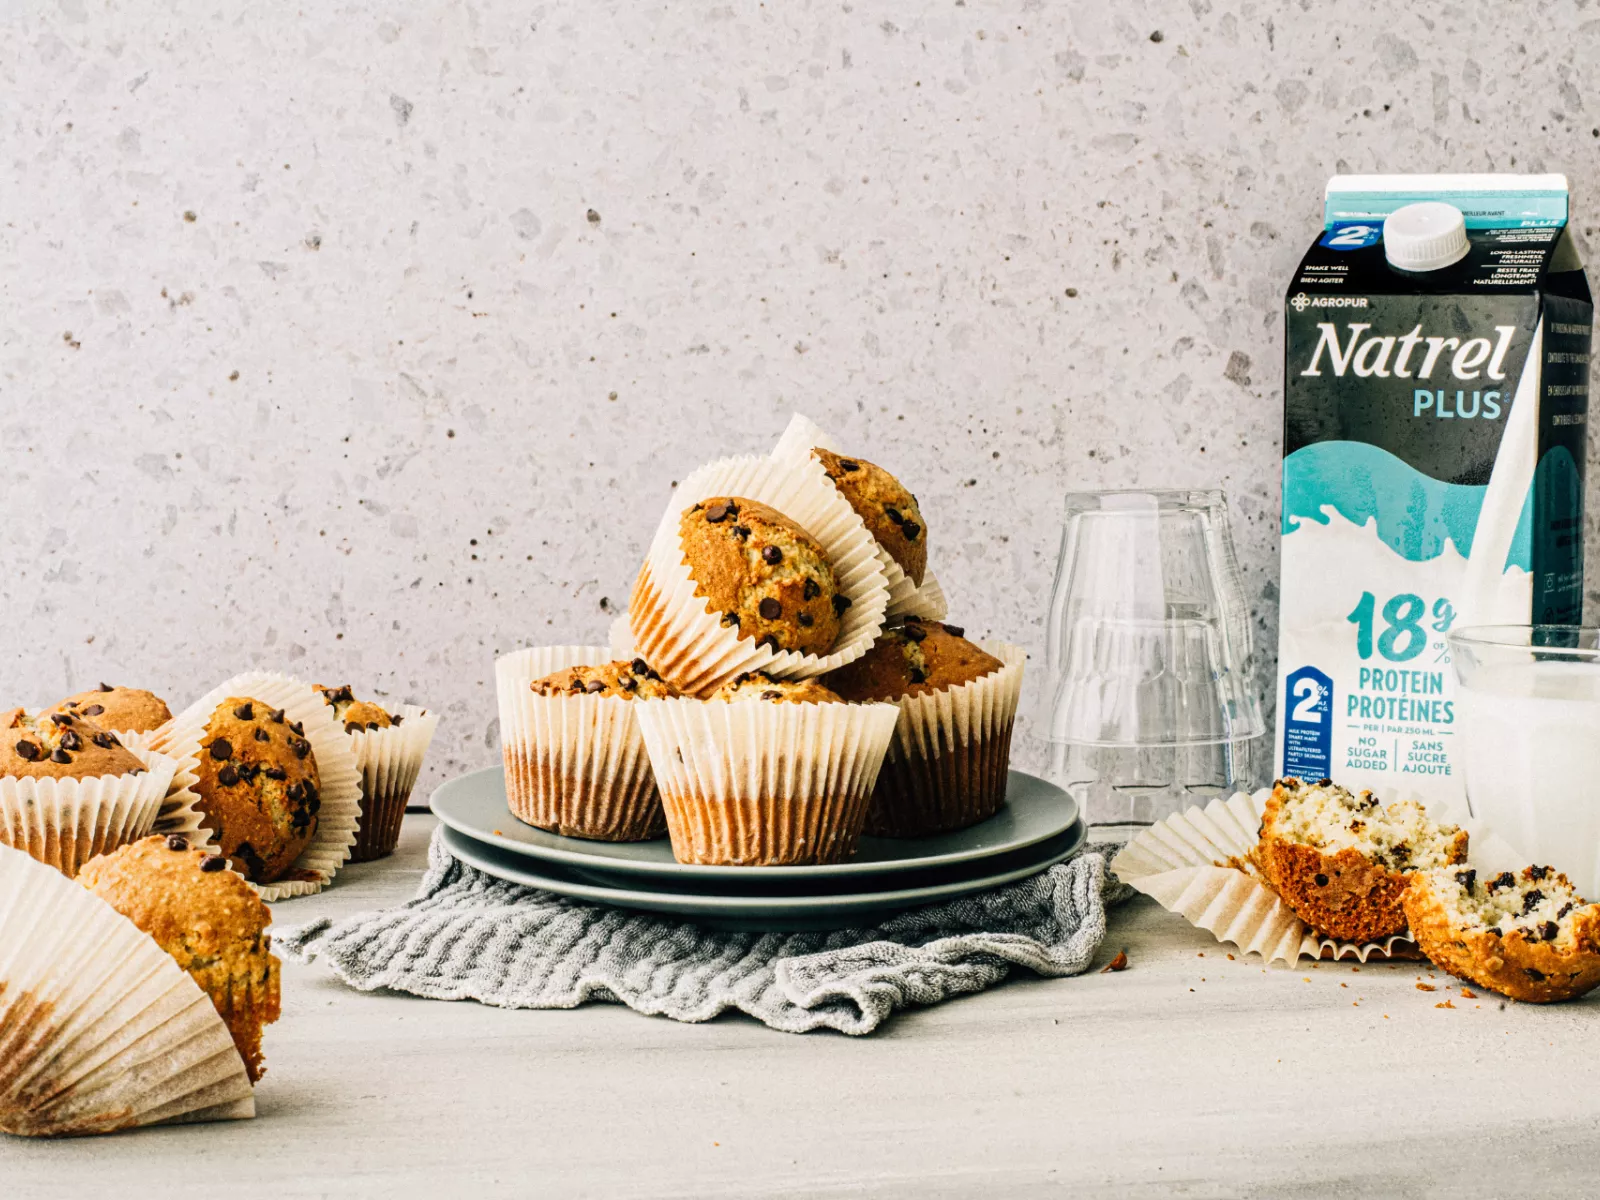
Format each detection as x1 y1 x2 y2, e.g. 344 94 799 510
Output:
1449 625 1600 898
1043 490 1265 828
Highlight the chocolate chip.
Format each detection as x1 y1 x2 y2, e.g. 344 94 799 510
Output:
758 597 782 620
757 634 780 652
1489 871 1515 892
270 708 286 724
1316 777 1333 788
59 730 82 751
1487 927 1502 937
631 658 650 675
291 737 311 758
166 834 189 852
1559 902 1575 918
238 762 260 781
235 842 265 880
391 715 404 727
289 721 304 736
97 682 113 692
1529 865 1549 880
14 740 40 761
704 501 731 523
901 623 927 643
797 612 814 627
909 667 928 684
286 781 305 802
733 672 752 685
761 690 782 701
81 704 104 717
91 732 119 749
1526 967 1546 981
901 520 920 541
942 624 965 638
366 721 379 730
217 763 240 786
731 524 751 541
1539 921 1560 941
50 748 71 764
1314 873 1329 887
200 855 226 873
832 594 851 615
1456 869 1476 893
264 766 287 781
584 679 606 693
802 578 820 601
234 703 254 721
255 728 270 742
761 545 783 565
49 712 73 726
838 459 859 472
884 506 904 525
622 676 639 692
1523 889 1544 914
722 611 740 629
344 721 363 734
567 679 585 694
209 738 233 760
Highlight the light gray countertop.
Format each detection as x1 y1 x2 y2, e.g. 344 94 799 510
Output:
3 815 1595 1199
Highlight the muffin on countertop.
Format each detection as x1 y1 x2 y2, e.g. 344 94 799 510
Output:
80 833 282 1082
679 496 845 656
709 671 843 704
45 684 172 735
192 697 322 885
314 684 397 733
530 658 679 700
0 708 145 780
812 449 927 586
824 618 1001 701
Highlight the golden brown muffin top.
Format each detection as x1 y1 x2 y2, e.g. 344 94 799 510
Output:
314 684 398 733
679 496 847 657
812 448 927 587
824 618 1001 701
196 697 322 884
79 832 279 1082
45 684 172 734
709 671 844 704
530 658 679 700
0 707 146 780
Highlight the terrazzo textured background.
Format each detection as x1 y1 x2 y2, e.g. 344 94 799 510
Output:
3 1 1598 796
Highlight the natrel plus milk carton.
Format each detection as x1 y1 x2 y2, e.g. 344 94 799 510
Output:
1277 174 1592 807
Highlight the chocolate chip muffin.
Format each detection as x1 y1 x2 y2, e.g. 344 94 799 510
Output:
678 496 845 656
45 684 172 735
1404 864 1600 1002
191 697 322 884
812 449 927 587
1256 777 1468 943
709 671 843 704
823 618 1000 701
314 684 397 734
529 658 679 700
824 620 1020 837
80 833 281 1082
0 708 145 780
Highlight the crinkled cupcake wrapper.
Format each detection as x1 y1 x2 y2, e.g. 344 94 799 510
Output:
868 642 1025 838
629 453 890 696
0 845 254 1137
118 729 212 849
152 672 362 901
633 696 900 866
347 706 439 863
1111 789 1523 965
0 747 179 878
890 569 948 621
608 613 636 661
496 646 665 842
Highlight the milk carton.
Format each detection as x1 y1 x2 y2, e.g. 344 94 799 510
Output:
1277 174 1593 807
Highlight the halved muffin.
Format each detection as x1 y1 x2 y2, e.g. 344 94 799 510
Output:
1256 777 1467 943
1404 864 1600 1002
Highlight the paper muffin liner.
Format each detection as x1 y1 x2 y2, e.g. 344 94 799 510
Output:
890 569 949 621
118 729 213 849
771 412 931 616
152 672 362 901
0 746 179 879
0 845 254 1136
634 696 901 866
346 705 439 863
629 453 891 695
1111 789 1523 965
496 646 665 842
608 613 636 660
867 641 1026 837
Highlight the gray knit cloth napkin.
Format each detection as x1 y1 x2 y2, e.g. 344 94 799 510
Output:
277 826 1128 1035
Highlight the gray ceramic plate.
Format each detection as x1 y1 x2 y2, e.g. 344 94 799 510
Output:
439 820 1087 931
430 765 1078 882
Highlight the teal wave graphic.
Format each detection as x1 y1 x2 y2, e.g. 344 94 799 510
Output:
1281 441 1571 572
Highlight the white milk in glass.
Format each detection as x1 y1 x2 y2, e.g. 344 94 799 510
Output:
1457 660 1600 897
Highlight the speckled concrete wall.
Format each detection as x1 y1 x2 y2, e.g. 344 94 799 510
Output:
3 1 1597 794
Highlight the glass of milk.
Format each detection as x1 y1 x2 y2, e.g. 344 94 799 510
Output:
1449 625 1600 898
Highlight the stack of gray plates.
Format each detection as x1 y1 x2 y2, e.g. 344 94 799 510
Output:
430 767 1085 931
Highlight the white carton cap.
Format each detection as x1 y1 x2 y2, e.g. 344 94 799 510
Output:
1383 201 1470 272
